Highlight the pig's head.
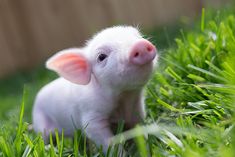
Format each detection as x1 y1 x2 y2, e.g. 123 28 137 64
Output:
46 26 157 90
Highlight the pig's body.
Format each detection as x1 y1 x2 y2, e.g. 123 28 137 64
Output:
33 77 144 136
33 26 157 152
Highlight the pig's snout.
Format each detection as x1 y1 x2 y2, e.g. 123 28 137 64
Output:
129 39 157 65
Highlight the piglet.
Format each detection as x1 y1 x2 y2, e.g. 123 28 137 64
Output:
32 26 157 153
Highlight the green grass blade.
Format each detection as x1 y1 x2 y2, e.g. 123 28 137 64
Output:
60 129 64 157
157 99 180 112
188 64 226 81
201 8 205 32
74 131 79 157
0 136 14 157
134 126 148 157
49 132 56 157
14 86 28 157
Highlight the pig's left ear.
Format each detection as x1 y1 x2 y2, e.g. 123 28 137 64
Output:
46 48 91 85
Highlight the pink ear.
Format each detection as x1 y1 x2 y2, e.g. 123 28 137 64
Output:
46 50 91 85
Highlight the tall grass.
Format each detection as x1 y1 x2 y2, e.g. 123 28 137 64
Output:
143 7 235 157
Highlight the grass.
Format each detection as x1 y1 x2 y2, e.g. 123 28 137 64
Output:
0 4 235 157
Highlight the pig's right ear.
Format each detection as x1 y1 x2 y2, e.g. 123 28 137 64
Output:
46 48 91 85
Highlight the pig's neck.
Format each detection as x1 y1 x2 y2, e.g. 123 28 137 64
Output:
116 89 143 103
110 89 144 129
91 74 143 106
95 75 142 94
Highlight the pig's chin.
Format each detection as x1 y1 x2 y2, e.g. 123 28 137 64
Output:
119 62 154 90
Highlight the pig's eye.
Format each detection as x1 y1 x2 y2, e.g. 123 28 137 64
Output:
97 53 108 62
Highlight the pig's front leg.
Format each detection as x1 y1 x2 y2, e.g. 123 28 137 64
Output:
81 112 113 152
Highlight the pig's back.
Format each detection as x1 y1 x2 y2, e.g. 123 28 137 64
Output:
34 77 71 109
33 78 81 131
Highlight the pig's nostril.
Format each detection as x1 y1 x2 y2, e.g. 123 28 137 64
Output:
134 52 139 57
147 46 153 52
